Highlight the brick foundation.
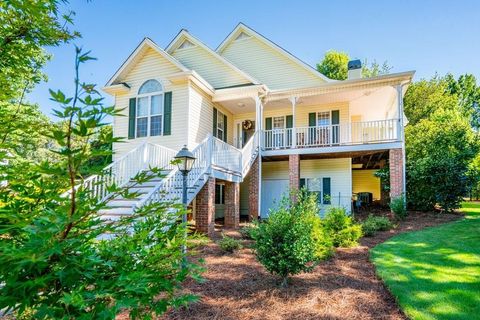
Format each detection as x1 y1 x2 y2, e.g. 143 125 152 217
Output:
195 177 215 236
248 157 259 221
389 148 404 199
224 181 240 228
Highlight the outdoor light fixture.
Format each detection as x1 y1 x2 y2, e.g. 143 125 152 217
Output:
174 145 196 263
174 145 196 174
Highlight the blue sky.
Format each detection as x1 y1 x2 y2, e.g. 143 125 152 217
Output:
29 0 480 117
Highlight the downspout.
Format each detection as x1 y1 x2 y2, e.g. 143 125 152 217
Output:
396 84 407 207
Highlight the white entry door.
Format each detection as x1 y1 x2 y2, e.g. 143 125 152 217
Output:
272 116 285 148
234 120 243 148
261 179 289 218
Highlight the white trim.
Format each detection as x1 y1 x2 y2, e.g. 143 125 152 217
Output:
216 23 331 83
263 141 403 157
105 38 189 88
166 29 260 85
135 88 164 138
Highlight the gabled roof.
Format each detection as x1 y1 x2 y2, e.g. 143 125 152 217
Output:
105 37 190 87
165 29 260 86
216 23 331 83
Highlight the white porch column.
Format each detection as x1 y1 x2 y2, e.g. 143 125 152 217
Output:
289 96 298 148
396 84 407 203
254 95 263 217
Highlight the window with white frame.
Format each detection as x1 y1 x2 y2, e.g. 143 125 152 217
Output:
216 109 225 141
273 116 285 129
317 111 331 127
136 79 163 138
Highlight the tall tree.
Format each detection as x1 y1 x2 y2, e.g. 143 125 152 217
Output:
0 0 78 101
446 73 480 129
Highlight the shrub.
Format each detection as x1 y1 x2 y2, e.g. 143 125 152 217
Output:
390 195 407 220
362 215 394 237
218 235 243 253
323 207 362 247
239 222 258 240
253 190 333 287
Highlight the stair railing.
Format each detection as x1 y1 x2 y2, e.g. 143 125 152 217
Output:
241 131 259 176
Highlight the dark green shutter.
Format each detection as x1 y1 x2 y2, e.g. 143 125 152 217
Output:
163 92 172 135
323 177 331 204
265 117 272 130
331 110 339 144
299 178 306 189
128 98 136 139
286 115 293 128
223 114 228 142
308 112 316 127
213 107 217 137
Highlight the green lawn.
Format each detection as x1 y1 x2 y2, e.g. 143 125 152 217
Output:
371 202 480 320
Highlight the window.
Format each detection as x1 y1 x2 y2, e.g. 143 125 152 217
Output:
273 116 285 129
216 110 225 141
215 184 225 204
317 111 331 127
306 177 331 205
136 80 163 138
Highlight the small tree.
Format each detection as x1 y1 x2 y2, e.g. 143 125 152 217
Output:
0 48 202 319
322 207 362 247
253 190 332 287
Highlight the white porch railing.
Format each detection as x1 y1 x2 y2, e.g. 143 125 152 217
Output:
263 119 399 150
71 142 177 201
212 137 242 173
241 131 260 176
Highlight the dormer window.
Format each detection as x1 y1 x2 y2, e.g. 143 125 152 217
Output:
235 32 250 41
136 79 163 138
177 39 195 50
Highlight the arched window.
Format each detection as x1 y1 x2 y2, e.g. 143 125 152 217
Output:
136 79 163 137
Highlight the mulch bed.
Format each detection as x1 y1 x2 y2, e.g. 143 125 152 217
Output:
161 211 462 320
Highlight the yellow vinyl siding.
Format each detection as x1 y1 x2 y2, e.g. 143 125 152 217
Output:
261 158 352 212
112 47 189 160
172 45 250 89
352 170 381 200
220 36 325 90
188 83 234 148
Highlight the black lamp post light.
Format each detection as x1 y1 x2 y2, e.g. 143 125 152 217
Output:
174 145 196 257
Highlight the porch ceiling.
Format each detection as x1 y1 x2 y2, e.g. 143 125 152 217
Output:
262 149 389 163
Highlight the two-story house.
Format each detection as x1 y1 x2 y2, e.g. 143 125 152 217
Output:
99 23 413 236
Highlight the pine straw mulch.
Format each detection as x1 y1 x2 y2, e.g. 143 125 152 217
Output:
160 211 462 320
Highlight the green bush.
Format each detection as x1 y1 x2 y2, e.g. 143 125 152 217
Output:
390 195 407 220
362 215 394 237
323 207 362 247
253 190 333 287
239 222 258 240
218 235 243 253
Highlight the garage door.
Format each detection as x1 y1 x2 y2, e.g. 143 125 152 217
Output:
261 179 289 218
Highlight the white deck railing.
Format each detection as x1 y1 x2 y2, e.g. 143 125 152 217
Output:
263 119 399 150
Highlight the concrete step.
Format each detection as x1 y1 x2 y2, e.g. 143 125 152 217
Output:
107 200 137 208
99 207 134 216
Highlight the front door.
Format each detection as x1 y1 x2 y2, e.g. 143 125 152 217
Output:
235 120 255 148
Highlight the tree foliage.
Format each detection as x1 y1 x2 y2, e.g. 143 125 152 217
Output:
0 0 79 102
0 48 202 319
406 108 478 212
316 50 391 80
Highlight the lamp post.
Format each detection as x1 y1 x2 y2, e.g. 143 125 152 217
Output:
174 145 196 257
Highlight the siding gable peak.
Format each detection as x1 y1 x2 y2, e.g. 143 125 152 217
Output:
105 37 190 88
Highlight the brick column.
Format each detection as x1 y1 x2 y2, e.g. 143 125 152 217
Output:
248 157 259 221
224 181 240 229
195 177 215 236
289 154 300 197
389 148 404 198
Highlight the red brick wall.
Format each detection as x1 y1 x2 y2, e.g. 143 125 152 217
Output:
289 154 300 191
195 177 215 236
248 157 259 220
389 148 404 198
224 181 240 228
